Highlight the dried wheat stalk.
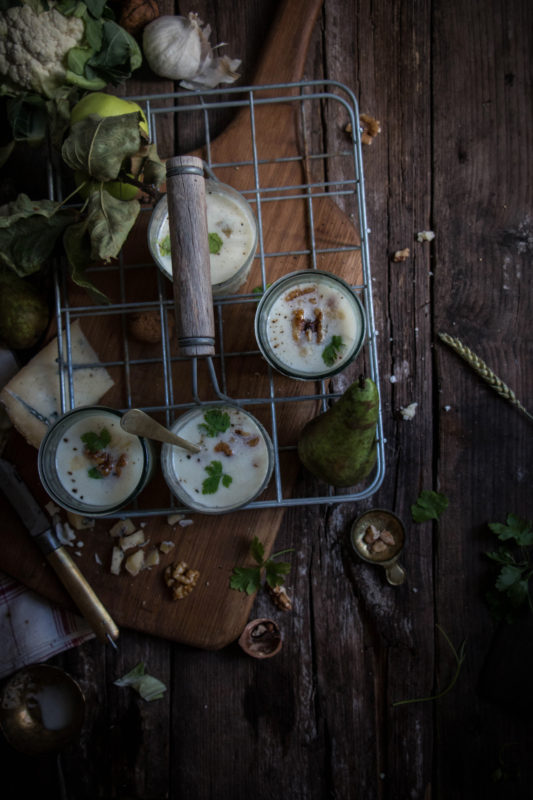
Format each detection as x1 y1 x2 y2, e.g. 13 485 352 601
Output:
438 332 533 422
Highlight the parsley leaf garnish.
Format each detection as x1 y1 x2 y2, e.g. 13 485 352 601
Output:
88 467 104 479
202 460 232 494
198 408 231 437
208 232 223 254
411 490 449 522
158 234 171 257
322 335 345 366
485 513 533 622
81 427 111 454
488 513 533 546
230 535 293 595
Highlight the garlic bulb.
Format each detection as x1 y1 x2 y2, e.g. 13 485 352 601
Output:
142 12 241 89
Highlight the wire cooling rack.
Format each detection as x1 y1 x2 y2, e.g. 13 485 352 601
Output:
48 80 385 517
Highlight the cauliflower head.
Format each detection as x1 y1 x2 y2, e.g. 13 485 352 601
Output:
0 4 86 98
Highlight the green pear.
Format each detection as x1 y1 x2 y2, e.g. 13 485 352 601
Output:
297 376 379 487
0 272 49 350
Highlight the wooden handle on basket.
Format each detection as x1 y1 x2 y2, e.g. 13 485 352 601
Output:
166 156 215 357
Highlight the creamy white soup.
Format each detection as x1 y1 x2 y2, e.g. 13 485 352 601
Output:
164 406 271 510
55 412 145 507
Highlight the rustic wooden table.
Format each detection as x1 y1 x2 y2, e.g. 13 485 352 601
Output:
1 0 532 798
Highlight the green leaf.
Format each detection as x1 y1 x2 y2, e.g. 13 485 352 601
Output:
485 548 520 566
81 427 111 453
488 513 533 546
229 566 262 595
85 190 140 263
230 536 293 595
208 232 223 254
85 20 142 86
62 113 142 182
6 93 48 145
506 577 531 608
140 144 166 185
322 334 345 367
83 0 108 19
87 466 104 479
62 219 111 305
114 662 167 702
411 490 449 522
495 564 527 592
198 408 231 438
264 559 291 588
250 535 265 565
159 234 171 257
82 14 105 50
67 45 95 78
0 194 76 277
201 460 232 494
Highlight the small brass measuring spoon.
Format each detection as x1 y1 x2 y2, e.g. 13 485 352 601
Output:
120 408 201 454
350 509 407 586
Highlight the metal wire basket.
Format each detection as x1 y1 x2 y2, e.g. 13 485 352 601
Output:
48 80 385 517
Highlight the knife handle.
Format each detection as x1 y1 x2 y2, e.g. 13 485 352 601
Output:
46 546 119 644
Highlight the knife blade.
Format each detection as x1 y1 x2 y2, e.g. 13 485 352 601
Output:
0 458 119 645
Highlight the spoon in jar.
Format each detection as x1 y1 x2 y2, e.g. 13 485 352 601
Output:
120 408 201 454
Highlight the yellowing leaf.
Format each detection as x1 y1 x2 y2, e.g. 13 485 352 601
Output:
62 113 142 182
85 191 140 262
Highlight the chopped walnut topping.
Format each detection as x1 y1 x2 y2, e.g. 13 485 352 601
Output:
392 247 410 262
164 561 201 600
268 584 292 611
380 529 396 546
292 308 305 341
285 286 316 302
86 447 128 478
363 524 398 556
291 307 323 343
235 429 260 448
214 440 233 456
363 524 381 544
359 113 381 145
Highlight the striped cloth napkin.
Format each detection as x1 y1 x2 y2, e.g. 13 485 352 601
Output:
0 571 94 680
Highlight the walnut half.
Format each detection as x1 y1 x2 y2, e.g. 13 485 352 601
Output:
164 561 200 600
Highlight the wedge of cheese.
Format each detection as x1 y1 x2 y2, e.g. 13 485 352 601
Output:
0 319 114 448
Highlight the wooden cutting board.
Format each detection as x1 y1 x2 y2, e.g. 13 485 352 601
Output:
0 0 364 649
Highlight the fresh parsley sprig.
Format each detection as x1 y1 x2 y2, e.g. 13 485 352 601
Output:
208 232 223 254
198 408 231 438
81 427 111 453
322 335 345 367
202 460 232 495
485 513 533 622
411 490 449 522
230 536 293 595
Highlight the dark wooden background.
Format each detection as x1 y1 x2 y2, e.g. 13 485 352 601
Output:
2 0 532 797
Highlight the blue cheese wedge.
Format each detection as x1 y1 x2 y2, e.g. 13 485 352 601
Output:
0 320 114 448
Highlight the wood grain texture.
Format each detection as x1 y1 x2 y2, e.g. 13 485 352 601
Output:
1 0 532 798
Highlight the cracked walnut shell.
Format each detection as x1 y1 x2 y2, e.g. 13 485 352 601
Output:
164 561 200 600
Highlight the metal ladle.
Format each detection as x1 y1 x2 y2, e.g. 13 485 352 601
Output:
120 408 200 454
0 664 85 798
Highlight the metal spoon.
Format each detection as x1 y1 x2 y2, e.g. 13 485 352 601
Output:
120 408 201 454
0 664 86 798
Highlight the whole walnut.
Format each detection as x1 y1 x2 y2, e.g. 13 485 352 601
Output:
128 310 174 343
118 0 159 36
